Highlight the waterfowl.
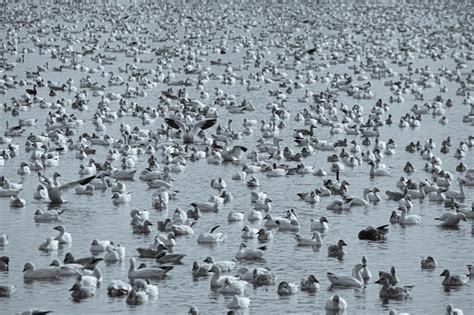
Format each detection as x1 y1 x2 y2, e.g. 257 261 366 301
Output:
49 259 83 276
421 256 438 269
375 277 413 299
0 285 16 297
435 211 467 227
446 304 464 315
325 294 347 312
227 295 250 309
23 262 60 280
277 281 298 295
155 245 185 264
398 206 421 225
378 266 399 285
126 289 148 305
53 225 72 244
128 258 173 279
70 282 96 301
358 225 389 241
0 234 8 246
197 225 226 243
209 265 241 288
327 239 347 257
360 256 372 281
311 216 329 232
38 172 95 204
38 237 59 252
104 245 126 263
0 256 9 271
440 269 469 286
300 275 320 292
327 263 365 287
107 280 132 297
257 229 274 242
235 243 266 260
64 253 103 270
294 232 323 246
164 117 217 144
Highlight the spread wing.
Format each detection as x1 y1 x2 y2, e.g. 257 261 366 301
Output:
191 118 217 135
60 176 96 190
164 118 186 131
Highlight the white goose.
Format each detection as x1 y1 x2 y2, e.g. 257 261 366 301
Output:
327 263 365 287
128 258 173 279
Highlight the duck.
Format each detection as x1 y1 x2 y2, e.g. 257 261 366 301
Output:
421 256 437 269
23 262 60 280
358 224 389 241
53 225 72 244
327 263 365 287
277 281 298 295
300 275 320 292
197 225 226 243
325 294 347 312
440 269 469 286
128 258 173 279
235 243 266 260
294 232 323 246
375 277 413 299
435 212 467 227
327 239 347 257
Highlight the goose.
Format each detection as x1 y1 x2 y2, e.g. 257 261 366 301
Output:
235 243 266 260
104 245 126 263
227 211 245 222
275 218 300 232
128 258 173 279
300 275 320 292
49 259 83 276
368 160 390 177
294 232 323 246
327 239 347 257
327 263 365 287
222 145 248 162
0 256 9 271
64 253 103 270
17 162 31 175
421 256 437 269
53 225 72 244
69 282 96 301
390 211 400 223
344 188 371 206
375 277 413 299
367 187 382 203
440 269 469 286
446 304 464 315
310 216 329 232
190 201 219 213
220 277 249 294
23 262 60 280
378 266 399 285
33 185 49 201
297 190 320 204
33 209 62 223
164 117 217 144
155 245 185 264
227 295 251 309
325 294 347 312
277 281 298 295
126 289 148 305
10 196 26 208
209 265 241 288
197 225 226 243
75 184 95 195
131 278 158 297
38 172 95 204
444 179 466 200
38 237 59 252
203 256 235 272
0 284 16 297
435 212 467 227
210 177 226 190
241 225 258 239
171 222 196 236
398 206 421 225
254 197 272 211
132 220 154 234
406 182 426 199
358 225 389 241
107 280 132 297
257 229 274 242
360 256 372 281
112 192 131 205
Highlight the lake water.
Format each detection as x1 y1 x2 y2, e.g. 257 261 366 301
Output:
0 1 473 314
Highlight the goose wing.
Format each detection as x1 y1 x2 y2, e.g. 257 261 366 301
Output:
191 118 217 135
60 176 96 191
164 118 186 131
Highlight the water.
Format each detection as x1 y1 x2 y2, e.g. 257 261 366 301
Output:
0 1 473 314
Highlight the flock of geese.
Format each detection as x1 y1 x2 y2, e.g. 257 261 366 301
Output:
0 0 473 314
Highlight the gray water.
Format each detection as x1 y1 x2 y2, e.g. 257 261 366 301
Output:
0 1 473 314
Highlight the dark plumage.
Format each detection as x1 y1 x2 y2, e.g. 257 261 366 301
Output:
358 225 389 241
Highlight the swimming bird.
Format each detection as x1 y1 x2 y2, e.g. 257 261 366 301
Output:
23 262 60 280
69 282 96 301
53 225 72 244
165 117 217 144
63 253 103 270
38 172 95 204
325 294 347 312
38 237 59 252
398 206 421 225
378 266 399 285
227 295 250 309
197 225 226 243
358 224 389 241
128 258 173 279
0 284 16 297
33 209 62 223
435 212 467 227
311 216 329 232
300 275 320 292
0 256 9 271
328 239 347 257
107 280 132 297
421 256 437 269
294 232 323 246
235 243 266 260
440 269 469 286
277 281 298 295
203 256 235 272
446 304 465 315
327 263 365 287
375 277 413 299
126 289 148 305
